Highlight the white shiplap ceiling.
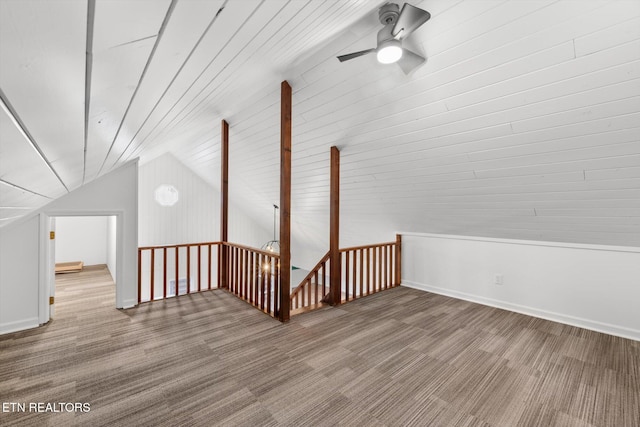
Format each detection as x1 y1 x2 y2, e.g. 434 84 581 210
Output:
1 0 639 264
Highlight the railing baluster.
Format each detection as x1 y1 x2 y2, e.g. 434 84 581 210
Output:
197 245 202 292
261 255 266 310
274 258 280 316
391 244 395 287
254 252 259 305
367 248 371 295
187 245 191 294
229 247 233 293
313 267 318 305
352 250 357 299
344 251 350 302
217 243 222 289
248 252 254 305
265 258 271 313
245 250 251 301
240 249 245 300
322 261 327 301
237 249 242 299
385 244 389 289
150 249 155 300
175 246 179 296
359 249 364 298
207 244 212 290
245 249 250 301
302 278 306 308
312 270 318 306
236 247 240 294
247 250 251 302
378 245 383 291
374 246 379 293
163 247 167 299
388 244 392 289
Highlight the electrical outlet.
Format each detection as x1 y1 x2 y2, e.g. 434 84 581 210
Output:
495 274 503 285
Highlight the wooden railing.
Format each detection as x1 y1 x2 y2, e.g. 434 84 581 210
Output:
138 242 222 303
224 242 281 317
290 235 401 314
340 239 400 302
290 251 330 311
139 236 401 319
138 241 282 318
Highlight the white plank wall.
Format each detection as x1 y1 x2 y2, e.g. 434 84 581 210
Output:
1 0 639 265
138 153 217 246
138 153 270 248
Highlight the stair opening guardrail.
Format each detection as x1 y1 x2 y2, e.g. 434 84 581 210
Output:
224 242 281 317
139 235 401 320
290 235 401 314
138 242 221 303
138 241 281 319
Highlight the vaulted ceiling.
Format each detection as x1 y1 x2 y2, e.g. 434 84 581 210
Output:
1 0 639 261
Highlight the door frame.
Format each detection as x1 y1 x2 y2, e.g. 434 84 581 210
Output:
39 210 125 323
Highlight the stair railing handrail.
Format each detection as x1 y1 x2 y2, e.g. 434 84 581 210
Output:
290 250 330 301
138 241 222 250
339 241 397 253
222 241 281 259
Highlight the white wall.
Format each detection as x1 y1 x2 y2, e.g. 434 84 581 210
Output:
401 232 640 341
0 216 40 334
43 161 138 308
139 153 217 246
0 160 138 335
55 216 108 266
107 215 117 282
138 153 270 247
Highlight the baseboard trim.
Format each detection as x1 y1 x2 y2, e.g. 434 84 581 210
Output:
0 318 40 335
121 298 137 309
402 280 640 342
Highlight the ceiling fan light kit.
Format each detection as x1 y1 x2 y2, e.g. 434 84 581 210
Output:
377 39 402 64
337 2 431 74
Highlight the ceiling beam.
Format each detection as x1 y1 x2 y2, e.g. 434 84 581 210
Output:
0 88 69 193
0 178 52 200
83 0 96 184
96 0 178 177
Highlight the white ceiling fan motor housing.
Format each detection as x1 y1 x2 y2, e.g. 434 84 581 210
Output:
378 3 400 25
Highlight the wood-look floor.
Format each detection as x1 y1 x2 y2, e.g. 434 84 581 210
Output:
0 265 638 427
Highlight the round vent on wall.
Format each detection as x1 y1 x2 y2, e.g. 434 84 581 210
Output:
155 184 179 207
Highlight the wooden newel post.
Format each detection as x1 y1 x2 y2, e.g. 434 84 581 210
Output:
279 81 292 322
220 120 229 288
329 146 341 305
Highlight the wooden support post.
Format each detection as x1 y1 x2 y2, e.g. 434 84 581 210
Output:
279 81 292 322
220 120 229 288
329 146 341 305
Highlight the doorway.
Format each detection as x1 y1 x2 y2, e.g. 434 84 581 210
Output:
40 212 124 323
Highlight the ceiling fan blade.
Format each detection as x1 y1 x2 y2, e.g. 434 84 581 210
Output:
337 48 376 62
392 3 431 40
397 48 425 74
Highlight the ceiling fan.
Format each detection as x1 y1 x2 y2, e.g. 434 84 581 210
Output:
337 2 431 74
